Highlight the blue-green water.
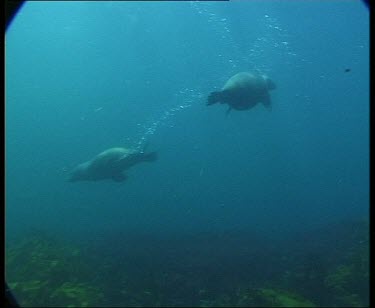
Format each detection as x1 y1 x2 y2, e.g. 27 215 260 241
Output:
5 1 369 307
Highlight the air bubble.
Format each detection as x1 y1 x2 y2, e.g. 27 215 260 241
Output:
134 88 196 149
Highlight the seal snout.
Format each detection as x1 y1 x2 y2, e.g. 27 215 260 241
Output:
67 175 75 182
67 171 78 182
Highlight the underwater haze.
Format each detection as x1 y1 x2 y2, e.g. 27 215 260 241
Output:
5 1 369 307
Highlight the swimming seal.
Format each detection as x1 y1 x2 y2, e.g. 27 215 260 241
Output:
207 72 276 114
68 147 157 183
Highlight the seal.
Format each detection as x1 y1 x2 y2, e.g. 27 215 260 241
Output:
68 147 157 183
207 72 276 114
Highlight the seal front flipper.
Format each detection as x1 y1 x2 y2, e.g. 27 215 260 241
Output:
225 106 232 116
111 173 127 182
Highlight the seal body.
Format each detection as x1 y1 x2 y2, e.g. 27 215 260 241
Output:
207 72 276 113
68 147 157 183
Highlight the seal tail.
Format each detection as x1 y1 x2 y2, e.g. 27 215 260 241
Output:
142 151 158 162
207 91 222 106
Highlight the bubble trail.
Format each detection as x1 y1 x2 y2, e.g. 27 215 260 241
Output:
133 89 202 151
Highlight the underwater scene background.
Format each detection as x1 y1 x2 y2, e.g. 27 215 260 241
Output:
5 1 369 307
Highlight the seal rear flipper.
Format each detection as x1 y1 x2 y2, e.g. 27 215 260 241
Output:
143 151 158 162
111 173 127 182
207 91 222 106
261 93 272 111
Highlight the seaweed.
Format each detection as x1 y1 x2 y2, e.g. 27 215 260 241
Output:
5 219 369 307
324 245 369 307
235 287 316 307
5 232 104 307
